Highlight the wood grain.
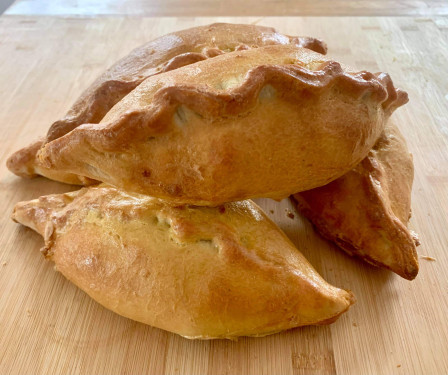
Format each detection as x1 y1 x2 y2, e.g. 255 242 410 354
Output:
0 16 447 375
5 0 448 16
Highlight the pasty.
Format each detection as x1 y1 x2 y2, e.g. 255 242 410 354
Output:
7 23 327 185
38 45 407 205
12 185 354 338
292 123 419 279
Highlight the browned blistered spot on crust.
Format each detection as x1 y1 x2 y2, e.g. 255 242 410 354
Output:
290 36 328 55
203 47 226 57
161 52 208 73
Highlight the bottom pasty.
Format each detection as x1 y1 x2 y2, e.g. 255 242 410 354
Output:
12 185 354 339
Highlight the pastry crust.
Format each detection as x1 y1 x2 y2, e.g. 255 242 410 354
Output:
6 23 327 184
39 45 407 205
292 122 419 280
12 185 354 339
6 139 96 185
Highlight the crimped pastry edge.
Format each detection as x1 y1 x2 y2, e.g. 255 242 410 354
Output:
39 56 408 158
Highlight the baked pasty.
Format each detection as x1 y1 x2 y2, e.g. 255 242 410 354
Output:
38 45 408 205
12 185 354 339
292 123 419 280
6 23 327 185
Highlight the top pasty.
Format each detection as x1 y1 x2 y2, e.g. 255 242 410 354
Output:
39 45 407 205
6 23 327 185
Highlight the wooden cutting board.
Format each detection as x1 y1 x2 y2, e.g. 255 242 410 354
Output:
0 16 447 375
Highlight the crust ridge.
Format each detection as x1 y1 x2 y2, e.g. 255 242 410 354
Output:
40 60 406 157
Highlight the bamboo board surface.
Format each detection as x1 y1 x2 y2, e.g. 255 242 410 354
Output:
0 16 447 375
5 0 448 16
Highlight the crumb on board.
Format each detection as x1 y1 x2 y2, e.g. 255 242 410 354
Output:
397 364 401 368
1 261 7 266
269 209 274 214
285 209 295 219
352 322 358 327
420 255 436 261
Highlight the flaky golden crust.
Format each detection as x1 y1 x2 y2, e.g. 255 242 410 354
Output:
292 123 419 280
6 23 326 184
39 45 407 205
12 185 354 339
6 139 96 185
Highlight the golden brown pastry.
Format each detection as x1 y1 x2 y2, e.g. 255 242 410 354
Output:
38 45 408 205
292 122 419 280
6 139 97 185
6 23 327 185
12 185 354 339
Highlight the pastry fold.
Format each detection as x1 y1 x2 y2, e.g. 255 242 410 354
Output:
6 23 327 185
292 123 419 280
12 185 354 339
38 45 407 205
